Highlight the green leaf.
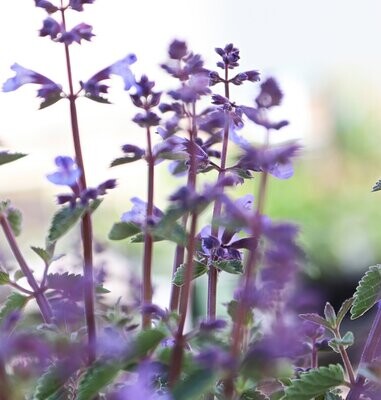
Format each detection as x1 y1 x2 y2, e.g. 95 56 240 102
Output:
31 246 52 265
324 302 337 327
129 232 164 243
33 359 81 400
126 327 167 361
324 392 343 400
39 92 63 109
172 261 208 287
336 298 353 327
299 313 333 331
328 331 354 353
108 221 141 241
172 369 216 400
47 205 86 242
7 207 22 236
85 94 111 104
13 270 25 282
0 151 27 166
227 300 253 325
240 388 270 400
0 292 29 324
283 364 345 400
153 219 187 246
215 259 243 274
110 155 144 167
0 271 10 285
77 360 120 400
351 265 381 319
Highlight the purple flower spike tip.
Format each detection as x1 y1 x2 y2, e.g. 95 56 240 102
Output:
47 156 81 186
69 0 95 12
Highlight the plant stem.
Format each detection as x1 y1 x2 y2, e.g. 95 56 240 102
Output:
168 212 198 386
332 328 356 385
61 7 96 364
169 102 197 312
0 357 11 400
346 301 381 400
0 214 53 323
142 126 155 329
208 66 231 320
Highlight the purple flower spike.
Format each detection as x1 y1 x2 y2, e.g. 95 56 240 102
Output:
69 0 95 12
168 39 188 60
47 156 81 186
35 0 58 14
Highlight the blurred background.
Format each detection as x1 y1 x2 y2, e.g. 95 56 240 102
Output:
1 0 381 338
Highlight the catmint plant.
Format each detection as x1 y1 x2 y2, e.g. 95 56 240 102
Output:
3 1 381 400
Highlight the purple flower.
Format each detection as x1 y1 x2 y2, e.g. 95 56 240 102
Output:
132 111 161 127
46 156 81 186
237 142 301 179
35 0 58 13
69 0 95 12
168 39 188 60
2 64 62 102
81 54 137 99
256 77 283 108
168 73 210 103
199 318 227 331
215 43 240 69
121 197 163 227
39 17 61 39
58 23 95 45
241 106 289 131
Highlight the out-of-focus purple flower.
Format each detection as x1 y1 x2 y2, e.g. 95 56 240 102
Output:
241 106 289 131
131 75 162 109
141 304 167 320
47 156 81 186
199 318 227 331
97 179 117 195
69 0 95 12
168 73 210 103
113 361 172 400
301 321 325 341
2 64 63 102
230 71 260 86
256 77 283 108
81 54 137 99
237 142 301 180
39 17 61 39
196 346 235 370
215 43 240 69
168 39 188 60
58 23 95 45
121 197 163 227
35 0 58 13
133 111 161 128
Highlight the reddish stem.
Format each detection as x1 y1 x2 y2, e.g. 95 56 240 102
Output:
0 214 53 323
61 7 96 364
142 126 155 328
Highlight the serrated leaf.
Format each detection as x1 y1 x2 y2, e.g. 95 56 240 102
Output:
328 332 354 353
108 221 141 241
47 205 86 242
172 261 208 287
85 94 111 104
31 246 52 265
351 265 381 319
33 358 81 400
129 232 164 243
13 270 25 282
0 271 10 285
215 259 243 274
283 364 344 400
325 392 343 400
336 298 353 327
299 313 333 330
39 93 63 109
0 292 29 324
172 369 216 400
7 207 22 236
324 303 337 327
0 151 27 166
240 388 270 400
77 360 120 400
